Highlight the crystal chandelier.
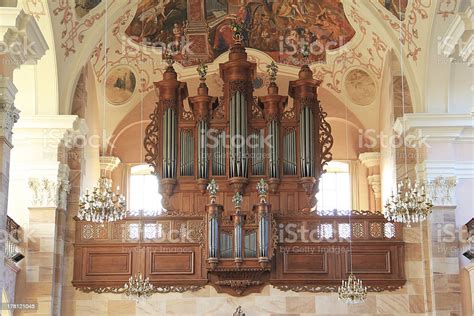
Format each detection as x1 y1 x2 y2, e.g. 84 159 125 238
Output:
338 206 367 304
78 177 126 223
384 177 433 227
338 273 368 304
123 273 155 300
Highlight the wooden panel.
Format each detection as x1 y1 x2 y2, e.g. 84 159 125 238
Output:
144 245 205 281
79 246 137 282
150 252 194 275
349 251 391 274
283 252 327 274
87 253 131 276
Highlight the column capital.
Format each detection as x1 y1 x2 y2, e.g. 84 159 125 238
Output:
358 152 381 169
367 174 382 198
0 77 19 144
416 162 458 206
28 164 71 210
0 76 17 105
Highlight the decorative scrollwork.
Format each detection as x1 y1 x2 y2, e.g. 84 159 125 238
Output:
144 106 160 172
212 96 225 120
229 80 253 101
270 218 278 259
279 209 380 217
282 108 295 120
215 280 262 295
274 284 338 293
157 209 202 217
318 104 334 177
79 287 124 294
251 97 264 119
273 283 404 293
161 99 177 111
187 220 206 248
298 96 317 109
79 285 204 295
182 109 194 121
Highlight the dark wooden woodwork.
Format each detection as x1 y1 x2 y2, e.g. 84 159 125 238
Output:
72 211 406 295
75 39 405 297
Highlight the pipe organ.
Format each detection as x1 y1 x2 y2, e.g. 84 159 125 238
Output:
73 40 406 297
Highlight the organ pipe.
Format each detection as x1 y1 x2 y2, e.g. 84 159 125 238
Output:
229 92 248 178
220 39 256 192
198 121 208 178
289 64 332 209
300 106 315 178
256 179 270 268
189 64 217 191
232 192 243 267
259 82 287 182
283 129 297 175
206 179 222 270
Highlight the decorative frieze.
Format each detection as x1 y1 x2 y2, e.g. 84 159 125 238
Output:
28 176 71 209
426 176 457 206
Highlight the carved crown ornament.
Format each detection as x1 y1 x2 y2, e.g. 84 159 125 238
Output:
73 40 406 297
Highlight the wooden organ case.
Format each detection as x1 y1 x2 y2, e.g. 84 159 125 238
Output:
72 42 406 296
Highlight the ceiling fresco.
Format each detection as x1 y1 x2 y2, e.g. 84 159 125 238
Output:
125 0 356 66
378 0 408 20
75 0 102 18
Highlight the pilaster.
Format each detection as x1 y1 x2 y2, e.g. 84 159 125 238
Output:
10 115 86 315
394 112 474 314
359 152 381 211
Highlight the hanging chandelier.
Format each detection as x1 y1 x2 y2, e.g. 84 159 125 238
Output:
123 273 155 300
383 177 433 227
78 177 126 223
338 273 368 304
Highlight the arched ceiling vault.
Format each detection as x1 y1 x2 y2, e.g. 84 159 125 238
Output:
39 0 438 138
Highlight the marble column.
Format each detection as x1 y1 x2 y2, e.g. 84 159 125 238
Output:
0 77 19 309
359 152 381 212
395 112 474 315
0 6 48 307
10 116 86 315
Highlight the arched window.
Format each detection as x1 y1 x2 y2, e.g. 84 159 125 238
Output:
316 161 351 211
129 165 163 216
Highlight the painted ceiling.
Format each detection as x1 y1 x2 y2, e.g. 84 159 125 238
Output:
22 0 444 140
124 0 355 66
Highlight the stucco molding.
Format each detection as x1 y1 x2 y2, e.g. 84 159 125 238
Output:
13 115 86 146
394 111 474 142
359 152 381 169
0 8 48 68
438 5 473 65
416 160 474 180
99 156 121 173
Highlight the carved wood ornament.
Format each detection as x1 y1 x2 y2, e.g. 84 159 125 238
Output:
73 39 405 296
